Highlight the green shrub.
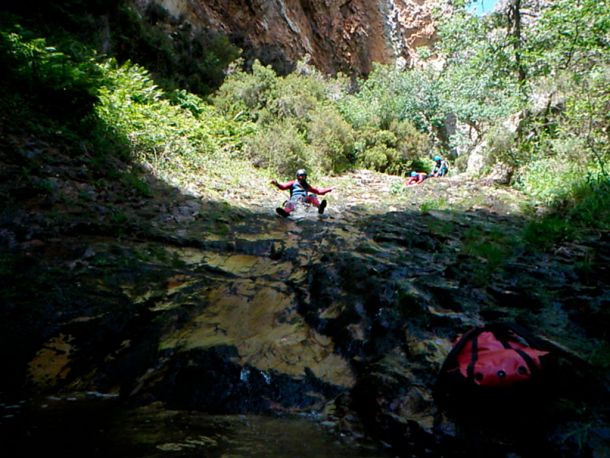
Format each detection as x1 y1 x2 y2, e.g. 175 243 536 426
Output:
93 59 242 170
566 175 610 231
390 120 432 165
244 121 309 177
358 144 401 173
0 28 102 109
522 214 574 249
338 64 446 141
307 106 355 175
516 157 585 206
353 123 430 175
390 179 407 195
521 173 609 249
212 60 278 120
354 128 398 173
95 60 199 156
168 89 207 116
420 197 449 212
269 71 328 122
339 92 383 130
360 128 397 148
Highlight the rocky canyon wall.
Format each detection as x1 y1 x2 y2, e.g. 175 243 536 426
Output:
132 0 440 75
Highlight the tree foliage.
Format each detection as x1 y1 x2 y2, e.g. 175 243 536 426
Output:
2 0 607 221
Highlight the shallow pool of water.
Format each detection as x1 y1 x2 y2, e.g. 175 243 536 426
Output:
0 393 393 457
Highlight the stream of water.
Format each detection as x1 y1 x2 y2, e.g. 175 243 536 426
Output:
0 393 393 457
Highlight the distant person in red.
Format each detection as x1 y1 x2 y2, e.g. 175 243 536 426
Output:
271 169 333 217
405 171 427 186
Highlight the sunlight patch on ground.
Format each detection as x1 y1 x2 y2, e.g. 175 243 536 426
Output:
163 280 355 387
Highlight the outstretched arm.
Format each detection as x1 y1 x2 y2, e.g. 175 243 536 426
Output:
308 185 333 195
271 179 294 190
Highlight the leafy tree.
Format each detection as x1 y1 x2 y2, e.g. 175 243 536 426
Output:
521 0 610 170
338 64 444 134
433 5 521 134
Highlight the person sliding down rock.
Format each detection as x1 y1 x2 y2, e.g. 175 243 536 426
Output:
271 169 333 217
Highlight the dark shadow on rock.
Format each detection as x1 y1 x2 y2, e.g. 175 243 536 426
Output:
129 345 344 415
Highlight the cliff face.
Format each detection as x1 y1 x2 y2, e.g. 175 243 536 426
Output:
133 0 439 75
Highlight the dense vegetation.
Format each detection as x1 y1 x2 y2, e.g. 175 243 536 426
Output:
1 0 608 245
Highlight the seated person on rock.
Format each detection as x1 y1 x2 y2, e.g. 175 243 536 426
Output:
430 155 449 177
271 169 333 217
406 171 428 186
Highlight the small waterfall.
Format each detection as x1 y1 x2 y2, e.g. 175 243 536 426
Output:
385 0 408 69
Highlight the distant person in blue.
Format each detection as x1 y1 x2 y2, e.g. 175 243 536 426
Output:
271 169 333 217
430 155 449 177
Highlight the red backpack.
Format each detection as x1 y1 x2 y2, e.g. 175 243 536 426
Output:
437 323 551 391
